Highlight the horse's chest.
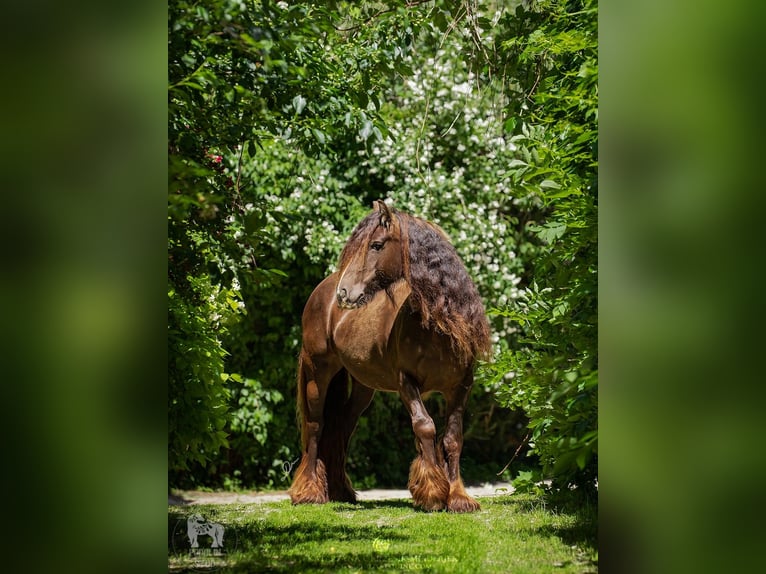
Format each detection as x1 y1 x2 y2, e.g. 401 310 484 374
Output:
333 309 392 364
330 300 403 389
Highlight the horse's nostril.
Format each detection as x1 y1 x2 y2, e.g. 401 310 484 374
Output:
338 288 347 300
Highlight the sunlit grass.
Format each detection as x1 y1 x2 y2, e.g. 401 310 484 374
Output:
169 494 597 573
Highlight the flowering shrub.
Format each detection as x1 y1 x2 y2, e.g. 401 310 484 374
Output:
359 38 539 347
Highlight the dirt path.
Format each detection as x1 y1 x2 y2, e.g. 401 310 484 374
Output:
169 482 514 506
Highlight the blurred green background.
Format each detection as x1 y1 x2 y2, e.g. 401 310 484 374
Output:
600 1 766 572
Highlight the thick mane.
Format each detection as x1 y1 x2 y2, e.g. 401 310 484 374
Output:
400 213 492 364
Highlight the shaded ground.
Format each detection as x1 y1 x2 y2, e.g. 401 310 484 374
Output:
168 482 514 506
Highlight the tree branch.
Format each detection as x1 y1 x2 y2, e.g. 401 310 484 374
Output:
497 431 531 476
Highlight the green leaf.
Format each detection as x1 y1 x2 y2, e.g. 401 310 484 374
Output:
546 188 582 199
311 128 327 145
434 10 449 32
360 120 373 140
477 17 493 30
292 94 306 115
540 179 561 190
535 222 567 244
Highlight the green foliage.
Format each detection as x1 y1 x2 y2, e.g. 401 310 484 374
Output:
210 18 537 488
479 0 598 493
168 275 243 470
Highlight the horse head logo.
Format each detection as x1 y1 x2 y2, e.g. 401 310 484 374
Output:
186 513 225 548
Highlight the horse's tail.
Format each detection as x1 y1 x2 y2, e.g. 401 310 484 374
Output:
296 349 310 450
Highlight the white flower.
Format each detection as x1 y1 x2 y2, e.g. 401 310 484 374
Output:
452 82 472 95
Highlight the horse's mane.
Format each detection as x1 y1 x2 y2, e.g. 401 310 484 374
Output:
339 208 492 365
400 213 492 364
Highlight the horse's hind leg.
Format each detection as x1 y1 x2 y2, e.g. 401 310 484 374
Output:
400 374 450 511
320 375 375 502
442 371 480 512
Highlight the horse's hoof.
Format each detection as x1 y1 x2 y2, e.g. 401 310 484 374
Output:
408 457 450 512
447 494 481 513
289 478 329 505
414 498 447 512
289 490 329 505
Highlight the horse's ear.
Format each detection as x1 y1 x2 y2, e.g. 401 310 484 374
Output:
374 200 393 229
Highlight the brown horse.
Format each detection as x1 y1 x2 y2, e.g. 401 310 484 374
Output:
288 200 491 512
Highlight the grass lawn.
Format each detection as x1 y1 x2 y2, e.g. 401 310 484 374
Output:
168 493 597 573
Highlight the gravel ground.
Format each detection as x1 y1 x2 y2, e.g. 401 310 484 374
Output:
169 482 515 506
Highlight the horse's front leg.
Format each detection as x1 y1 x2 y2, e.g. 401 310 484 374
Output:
289 352 331 504
399 373 450 511
442 372 481 512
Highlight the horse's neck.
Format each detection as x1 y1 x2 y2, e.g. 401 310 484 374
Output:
385 279 412 312
332 279 412 360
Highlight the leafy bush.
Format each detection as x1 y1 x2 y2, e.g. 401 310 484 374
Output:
479 0 598 494
168 274 242 471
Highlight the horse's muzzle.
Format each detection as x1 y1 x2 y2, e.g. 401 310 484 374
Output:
336 287 365 309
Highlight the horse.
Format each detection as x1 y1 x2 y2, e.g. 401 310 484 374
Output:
288 200 491 512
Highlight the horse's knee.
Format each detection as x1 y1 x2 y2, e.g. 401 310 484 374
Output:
412 417 436 441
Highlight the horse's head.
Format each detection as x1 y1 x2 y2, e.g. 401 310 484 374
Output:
336 200 405 309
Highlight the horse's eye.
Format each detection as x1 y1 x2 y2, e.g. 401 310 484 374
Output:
370 241 384 251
